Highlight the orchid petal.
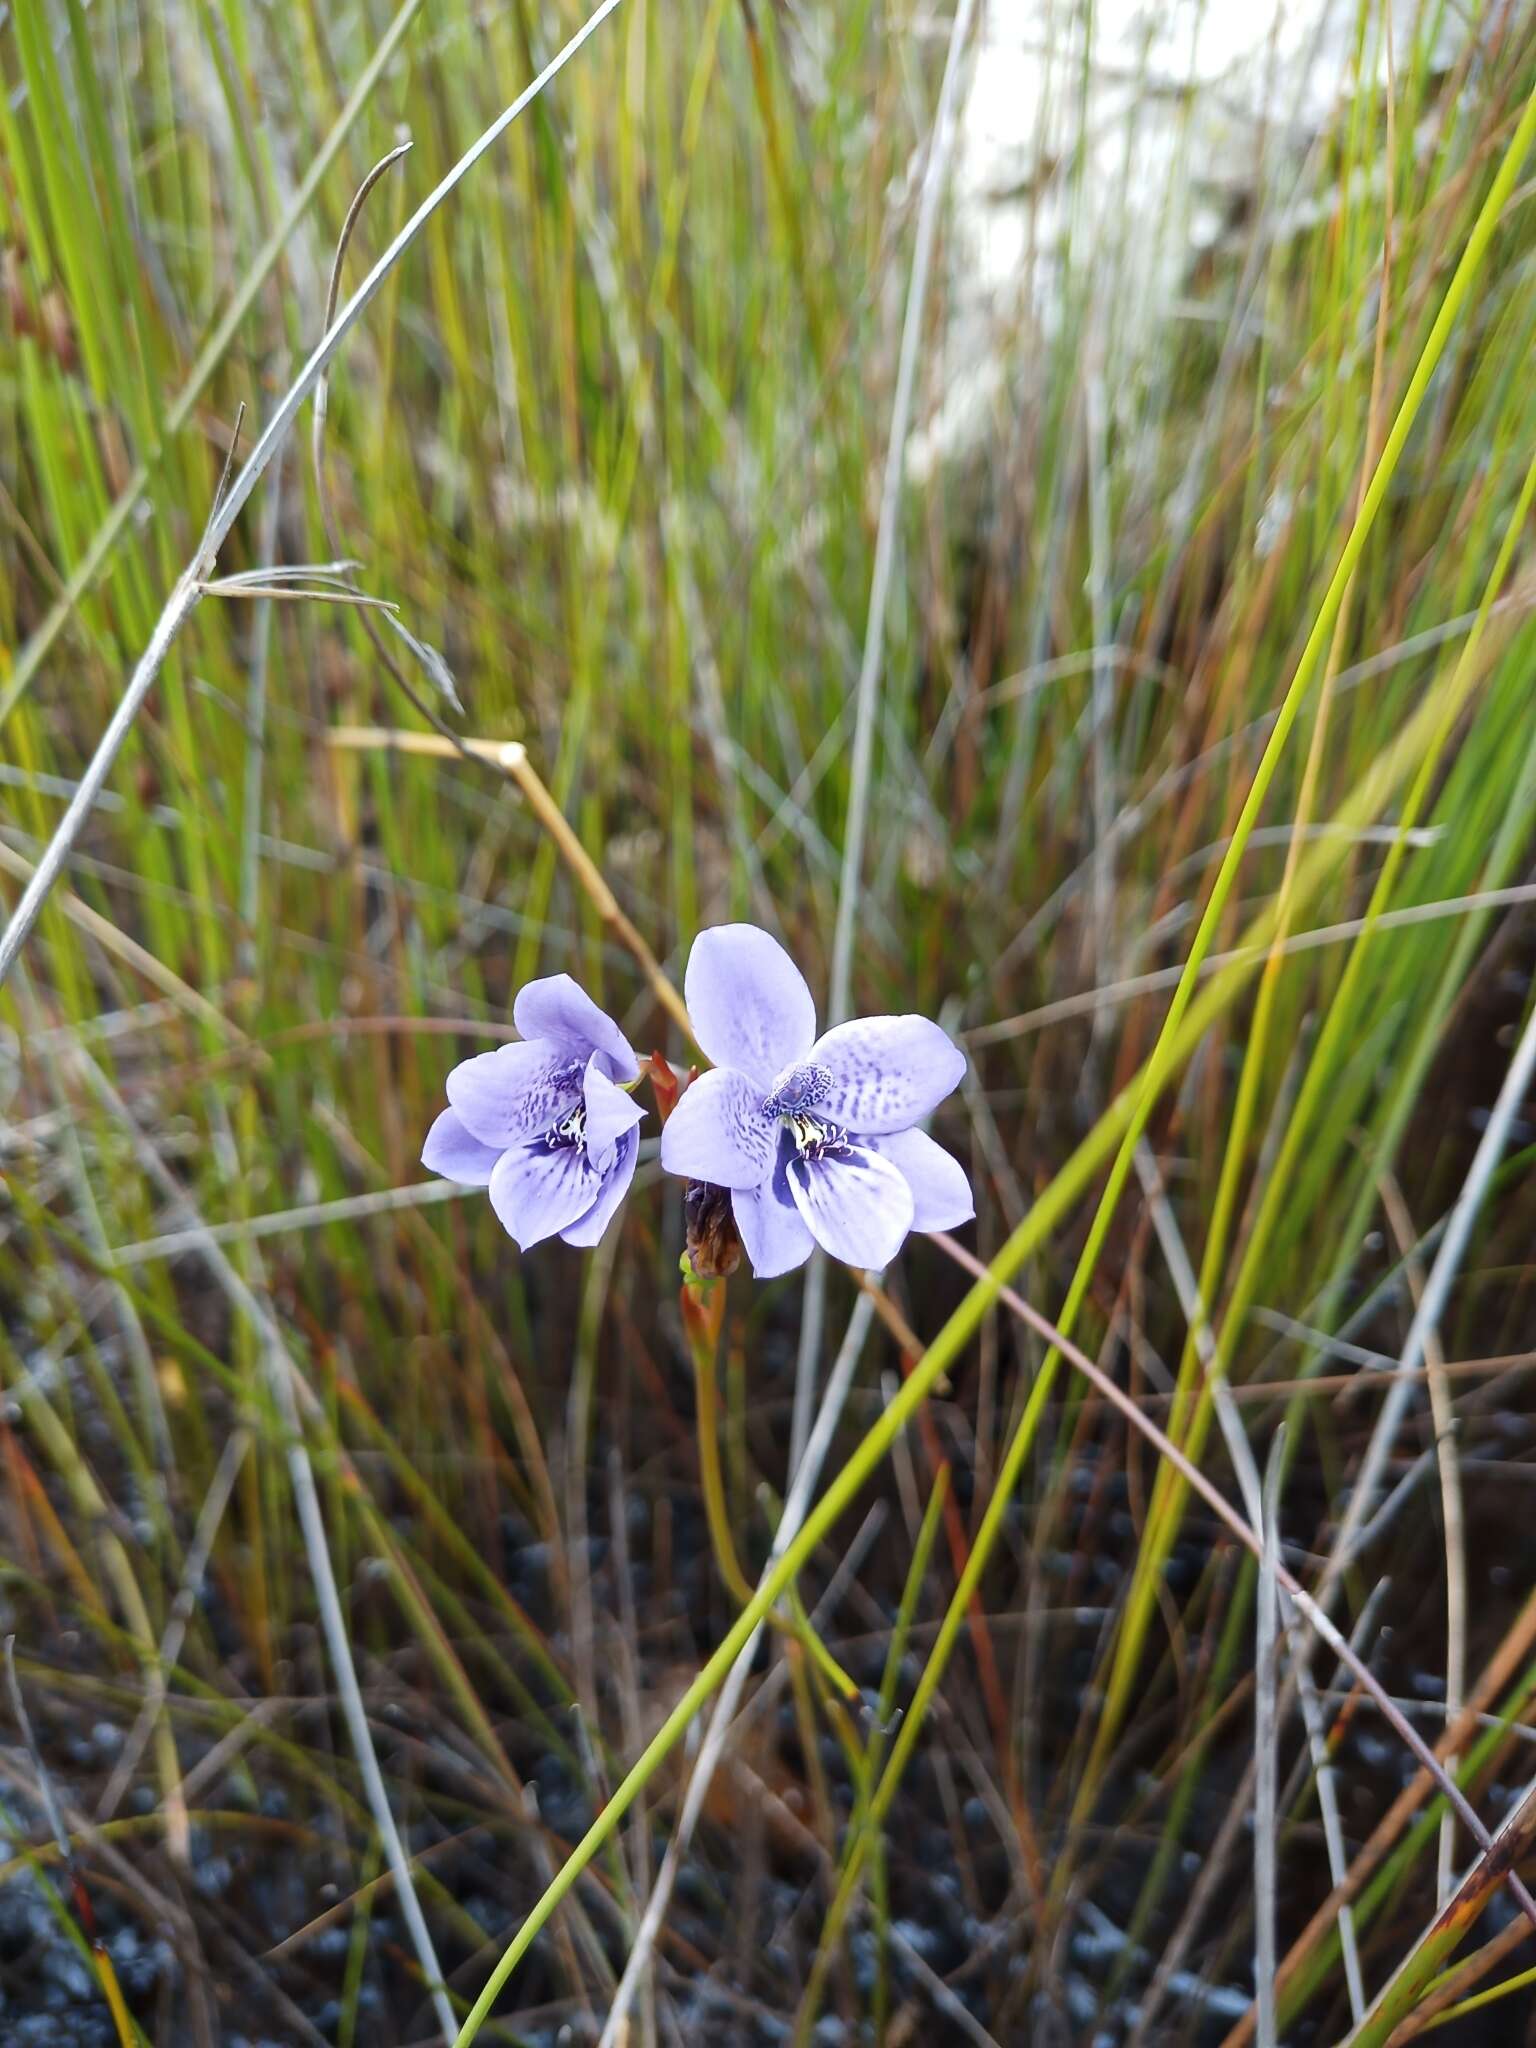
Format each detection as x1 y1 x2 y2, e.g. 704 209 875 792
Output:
512 974 638 1081
787 1141 915 1268
659 1066 778 1189
420 1107 503 1187
488 1141 602 1250
733 1147 816 1278
560 1129 640 1248
446 1038 583 1146
871 1128 974 1230
582 1057 644 1174
684 924 816 1087
808 1015 967 1134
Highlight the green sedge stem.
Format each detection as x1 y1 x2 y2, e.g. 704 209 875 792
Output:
687 1277 860 1700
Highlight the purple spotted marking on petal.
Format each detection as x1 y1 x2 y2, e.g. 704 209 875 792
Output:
446 1038 585 1146
732 1139 816 1277
560 1128 640 1248
763 1060 833 1116
808 1015 967 1135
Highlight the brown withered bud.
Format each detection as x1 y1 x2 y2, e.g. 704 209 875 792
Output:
684 1179 742 1279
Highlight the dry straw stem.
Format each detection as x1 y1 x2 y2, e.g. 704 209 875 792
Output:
1074 239 1536 1834
594 1300 879 2048
0 0 431 729
1376 1911 1536 2041
1380 1173 1467 1911
0 840 244 1046
921 1238 1535 1900
1255 1435 1286 2048
796 0 978 1480
3 1639 136 2047
1133 1139 1365 2031
325 725 693 1044
1342 1778 1536 2048
867 76 1536 1939
965 876 1536 1043
64 1044 460 2044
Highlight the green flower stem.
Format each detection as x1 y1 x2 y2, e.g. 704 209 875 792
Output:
796 1466 952 2045
683 1267 860 1702
683 1272 753 1607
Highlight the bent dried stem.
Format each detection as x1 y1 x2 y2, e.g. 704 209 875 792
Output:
324 725 693 1043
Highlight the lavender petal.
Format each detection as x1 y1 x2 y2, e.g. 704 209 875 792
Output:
446 1037 583 1146
488 1140 602 1250
420 1107 503 1186
560 1128 640 1248
808 1015 967 1134
733 1153 816 1278
684 924 816 1087
512 973 639 1081
582 1057 644 1173
787 1141 915 1269
659 1066 778 1189
870 1128 974 1230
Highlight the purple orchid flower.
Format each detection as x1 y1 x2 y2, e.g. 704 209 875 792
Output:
422 975 644 1250
659 924 973 1277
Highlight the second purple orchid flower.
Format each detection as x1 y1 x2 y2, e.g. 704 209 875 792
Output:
660 924 973 1277
422 975 644 1249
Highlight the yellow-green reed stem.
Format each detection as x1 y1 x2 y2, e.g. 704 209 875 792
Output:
1077 128 1399 1886
1089 406 1536 1828
683 1269 860 1702
454 668 1536 2045
1420 1963 1536 2036
93 1943 137 2048
1062 81 1536 1831
0 1322 190 1866
455 840 1399 2042
800 1466 952 2046
0 0 429 728
512 0 728 996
